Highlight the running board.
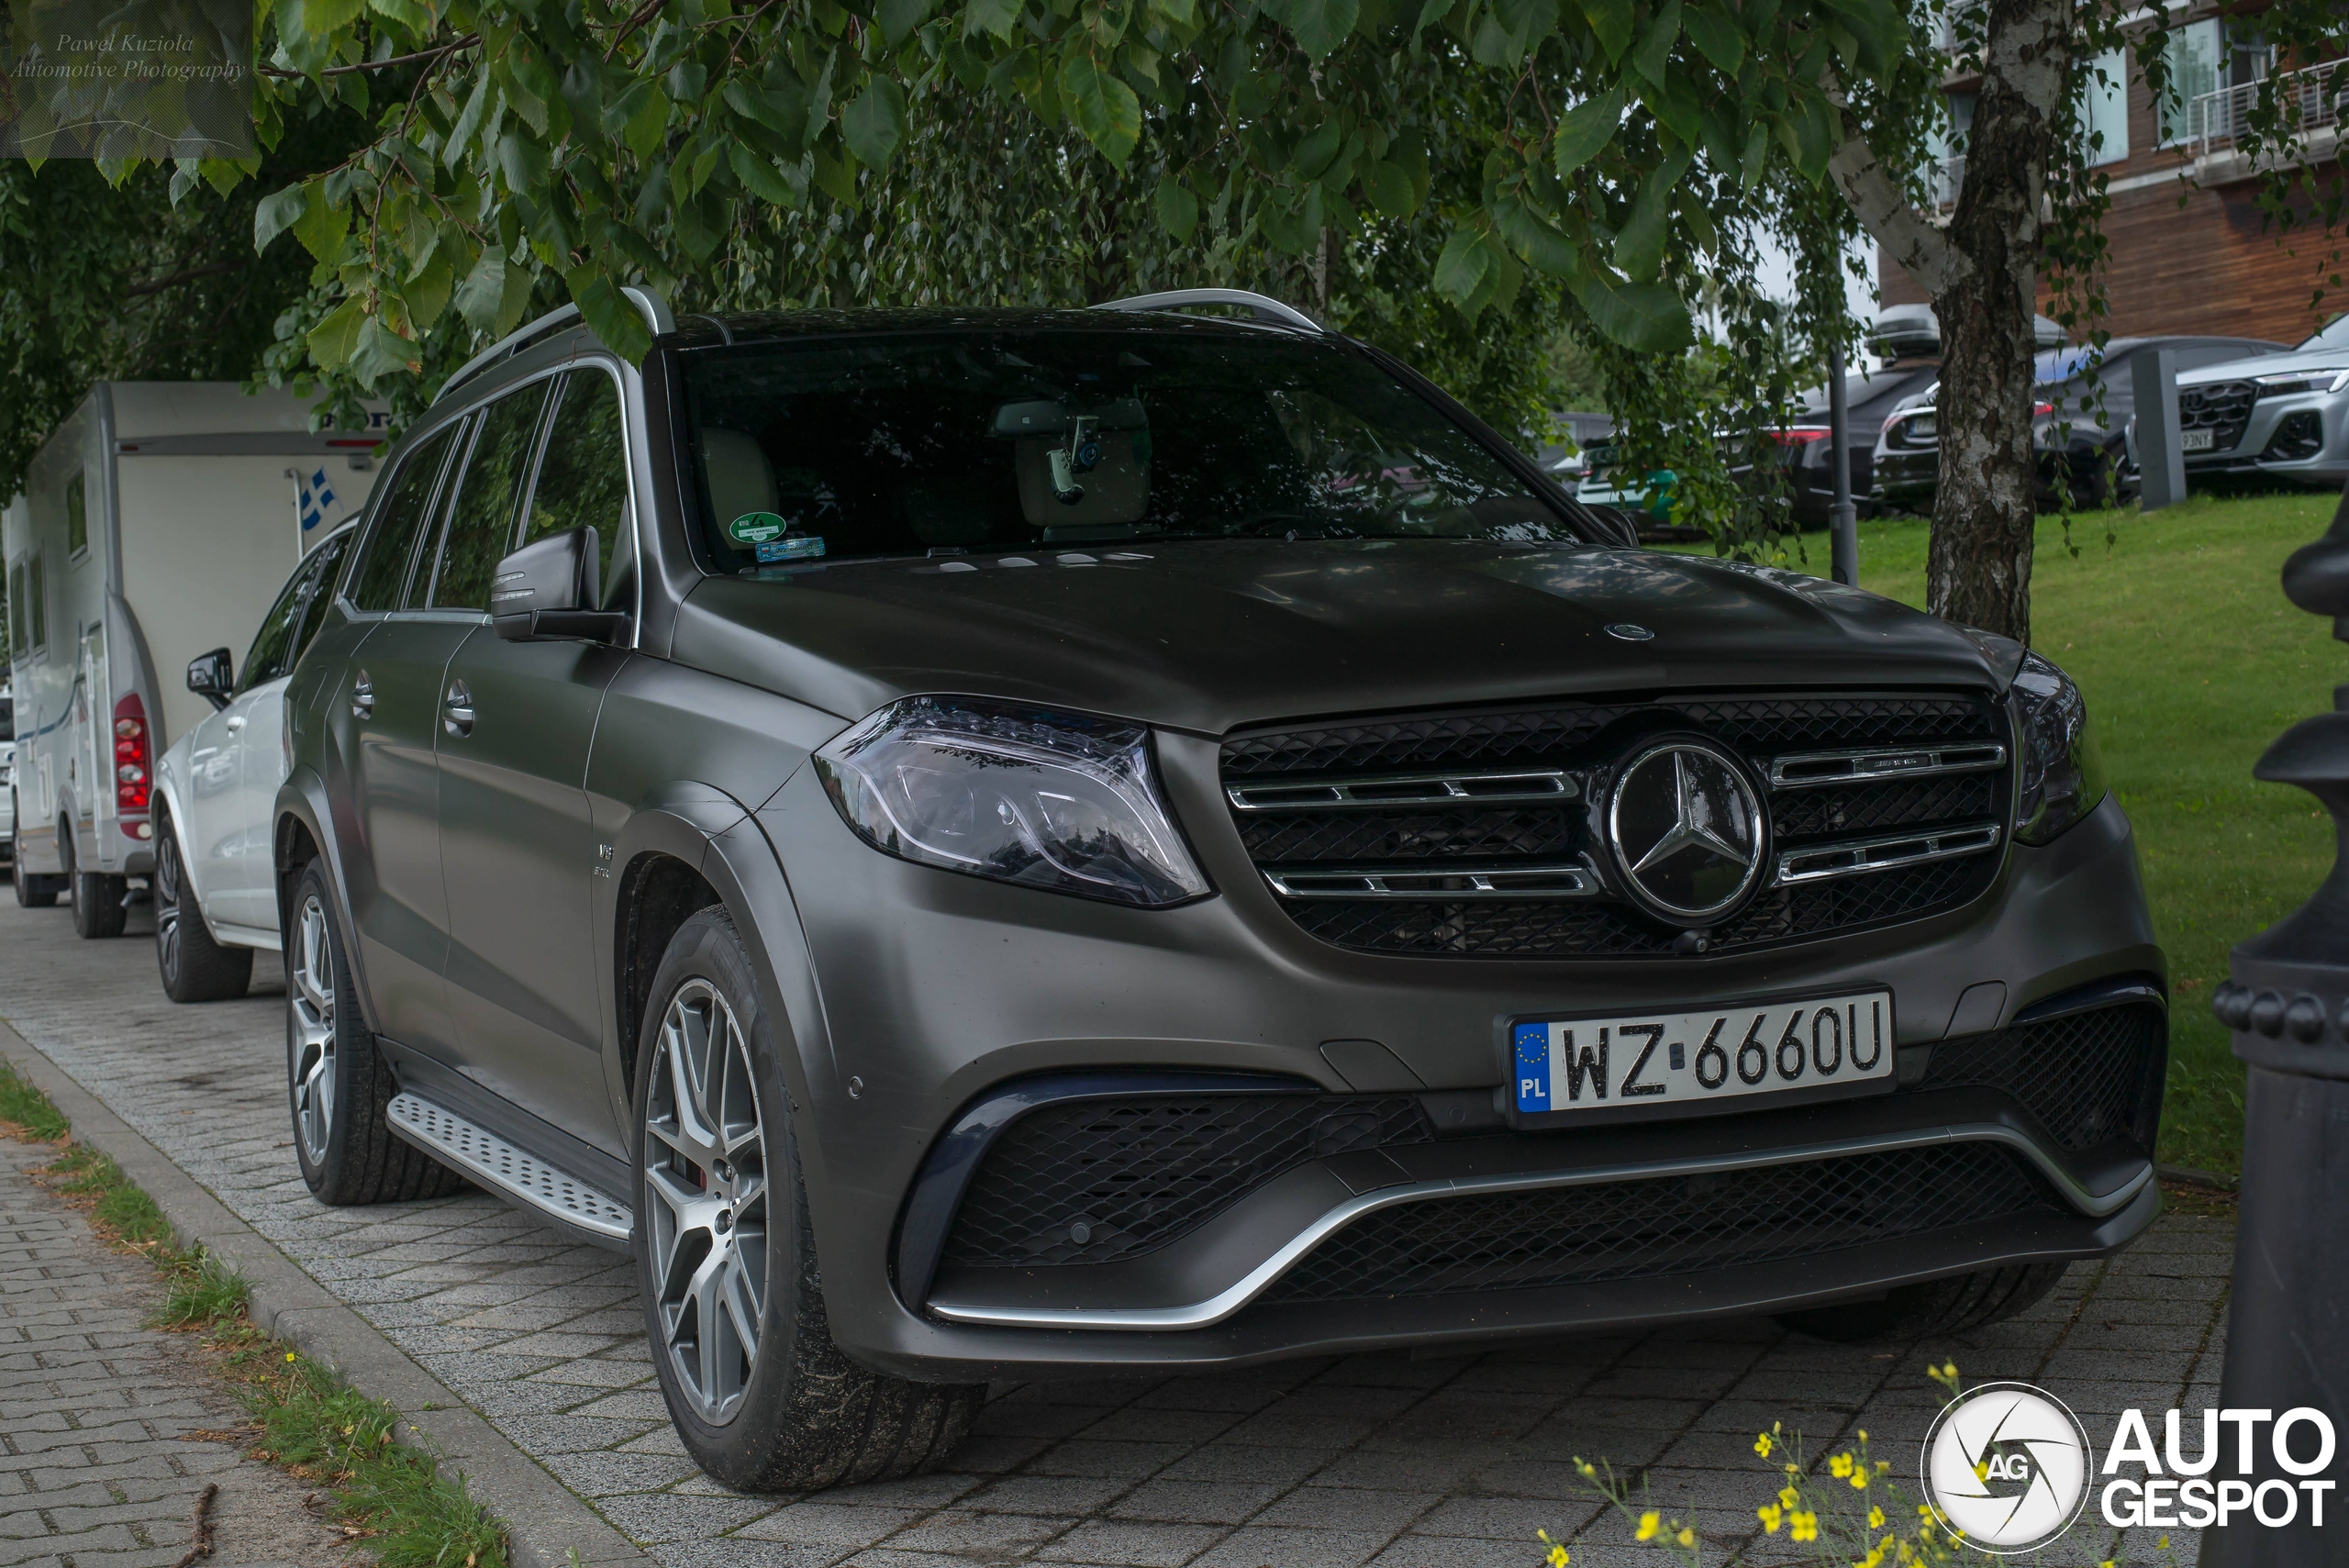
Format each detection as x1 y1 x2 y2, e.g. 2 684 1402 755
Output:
386 1093 634 1242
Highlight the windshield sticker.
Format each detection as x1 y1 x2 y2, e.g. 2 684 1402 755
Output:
756 536 825 563
729 511 788 545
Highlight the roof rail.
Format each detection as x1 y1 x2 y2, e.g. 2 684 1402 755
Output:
440 285 675 400
1093 288 1323 333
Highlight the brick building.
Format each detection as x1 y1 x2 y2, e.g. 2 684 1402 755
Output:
1878 13 2345 346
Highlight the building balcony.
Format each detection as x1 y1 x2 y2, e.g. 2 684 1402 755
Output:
2186 55 2346 184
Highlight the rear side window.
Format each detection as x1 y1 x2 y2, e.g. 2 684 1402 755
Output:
348 424 459 612
7 562 23 657
429 384 550 611
522 371 632 608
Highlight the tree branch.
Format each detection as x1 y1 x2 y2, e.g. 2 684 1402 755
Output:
125 259 247 297
1825 117 1969 299
259 37 479 80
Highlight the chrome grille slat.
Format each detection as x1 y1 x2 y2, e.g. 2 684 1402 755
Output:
1226 767 1579 812
1263 861 1600 900
1775 822 2004 885
1769 742 2006 790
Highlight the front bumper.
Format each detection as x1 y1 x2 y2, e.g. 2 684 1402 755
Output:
763 767 2161 1382
2183 389 2349 488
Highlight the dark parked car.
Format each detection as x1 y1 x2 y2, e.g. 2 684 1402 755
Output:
1872 335 2288 512
277 288 2166 1492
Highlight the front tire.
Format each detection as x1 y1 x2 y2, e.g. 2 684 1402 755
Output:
154 808 252 1002
1776 1262 2069 1343
285 859 463 1205
64 827 127 939
634 907 983 1491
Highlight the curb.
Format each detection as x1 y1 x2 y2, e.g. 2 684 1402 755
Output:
0 1013 655 1568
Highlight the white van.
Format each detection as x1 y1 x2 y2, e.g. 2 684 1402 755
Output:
4 384 384 936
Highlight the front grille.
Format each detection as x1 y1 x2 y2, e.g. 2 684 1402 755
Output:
941 1093 1434 1267
2179 381 2255 454
1264 1142 2057 1303
1922 1000 2165 1153
1224 692 2009 959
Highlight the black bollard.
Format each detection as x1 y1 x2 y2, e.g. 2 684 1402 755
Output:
2204 484 2349 1568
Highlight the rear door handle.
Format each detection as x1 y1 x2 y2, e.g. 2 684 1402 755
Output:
443 678 474 739
351 671 373 720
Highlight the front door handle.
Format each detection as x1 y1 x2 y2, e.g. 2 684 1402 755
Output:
224 715 246 732
443 678 474 739
351 671 374 720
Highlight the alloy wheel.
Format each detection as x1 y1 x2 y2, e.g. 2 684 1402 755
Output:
289 892 337 1163
155 829 184 984
643 978 769 1426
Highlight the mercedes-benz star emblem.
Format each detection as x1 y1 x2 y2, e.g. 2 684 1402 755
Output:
1606 740 1765 923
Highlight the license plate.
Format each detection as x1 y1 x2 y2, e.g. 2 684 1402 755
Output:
2180 428 2215 452
1512 991 1894 1116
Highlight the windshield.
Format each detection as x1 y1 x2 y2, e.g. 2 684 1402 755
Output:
678 328 1575 569
2299 313 2349 352
0 697 11 741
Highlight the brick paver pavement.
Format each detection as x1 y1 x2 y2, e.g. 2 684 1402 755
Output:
0 895 2229 1566
0 1136 357 1568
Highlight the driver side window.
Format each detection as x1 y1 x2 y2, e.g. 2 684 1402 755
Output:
239 551 322 693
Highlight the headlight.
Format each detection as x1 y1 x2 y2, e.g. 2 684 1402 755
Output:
2254 368 2349 397
2011 651 2109 845
814 695 1211 907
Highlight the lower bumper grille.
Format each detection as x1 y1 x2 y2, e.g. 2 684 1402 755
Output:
1264 1142 2057 1304
1921 998 2165 1153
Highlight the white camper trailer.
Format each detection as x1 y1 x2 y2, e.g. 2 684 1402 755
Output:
4 384 384 936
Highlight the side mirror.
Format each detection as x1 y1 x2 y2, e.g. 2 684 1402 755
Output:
491 527 627 644
187 648 233 710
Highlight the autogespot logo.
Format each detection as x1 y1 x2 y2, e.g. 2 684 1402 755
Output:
1920 1383 2095 1553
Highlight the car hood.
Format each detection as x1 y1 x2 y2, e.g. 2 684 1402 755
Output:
2179 346 2349 385
671 539 2011 736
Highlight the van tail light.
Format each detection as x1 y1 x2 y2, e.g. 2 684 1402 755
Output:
114 693 153 837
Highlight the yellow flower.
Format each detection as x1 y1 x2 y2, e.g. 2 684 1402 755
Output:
1857 1429 1869 1442
1755 1432 1775 1458
2158 1538 2169 1551
1791 1510 1820 1544
1538 1529 1568 1568
1675 1528 1695 1549
1757 1505 1785 1535
2100 1560 2116 1568
284 1351 296 1362
1779 1487 1800 1511
1850 1467 1871 1490
1635 1511 1662 1542
1575 1459 1598 1479
1868 1507 1885 1529
1830 1452 1855 1478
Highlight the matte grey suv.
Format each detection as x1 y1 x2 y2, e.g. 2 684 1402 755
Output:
278 287 2166 1491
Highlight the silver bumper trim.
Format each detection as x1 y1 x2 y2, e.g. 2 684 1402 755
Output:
926 1125 2151 1332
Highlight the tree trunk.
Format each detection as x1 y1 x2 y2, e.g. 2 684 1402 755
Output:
1924 0 2067 642
1825 0 2070 642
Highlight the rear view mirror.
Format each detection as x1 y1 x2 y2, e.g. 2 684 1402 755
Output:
491 527 627 644
187 648 233 710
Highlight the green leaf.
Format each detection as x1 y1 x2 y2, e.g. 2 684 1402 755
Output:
1790 93 1833 181
350 316 421 387
1576 273 1692 350
567 264 654 361
292 181 349 261
1154 175 1197 239
497 250 535 334
1293 120 1342 179
455 246 507 333
1492 0 1558 51
1739 119 1768 188
1058 50 1141 166
498 130 551 196
1629 0 1679 84
1286 0 1359 57
301 0 365 39
965 0 1022 39
841 78 909 170
1679 6 1742 73
1612 168 1671 281
364 0 434 33
622 82 670 160
728 141 806 207
1360 157 1417 217
445 72 492 168
1553 85 1621 176
1493 195 1577 275
876 0 933 45
252 183 308 252
1642 75 1703 146
306 297 366 373
1432 228 1494 312
405 244 455 328
1577 0 1631 61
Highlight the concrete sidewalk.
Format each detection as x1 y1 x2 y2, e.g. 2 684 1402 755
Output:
0 895 2229 1567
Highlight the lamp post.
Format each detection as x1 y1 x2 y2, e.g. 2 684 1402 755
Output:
1828 348 1859 586
2203 484 2349 1568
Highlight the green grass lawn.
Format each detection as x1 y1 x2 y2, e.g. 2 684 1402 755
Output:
1751 492 2347 1175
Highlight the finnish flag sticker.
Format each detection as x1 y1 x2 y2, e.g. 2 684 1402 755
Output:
1513 1020 1550 1113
